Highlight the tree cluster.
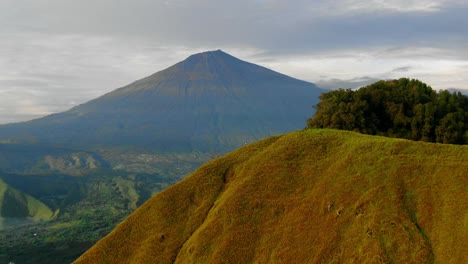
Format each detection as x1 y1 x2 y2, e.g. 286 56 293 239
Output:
307 78 468 144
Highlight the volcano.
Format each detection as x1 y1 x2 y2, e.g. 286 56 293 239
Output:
0 50 324 153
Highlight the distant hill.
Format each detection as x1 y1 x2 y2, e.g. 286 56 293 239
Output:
0 50 324 153
75 129 468 263
0 178 56 229
0 144 108 176
447 88 468 96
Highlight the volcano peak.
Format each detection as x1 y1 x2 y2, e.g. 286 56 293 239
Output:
0 51 325 153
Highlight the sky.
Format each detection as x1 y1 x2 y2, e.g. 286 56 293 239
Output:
0 0 467 124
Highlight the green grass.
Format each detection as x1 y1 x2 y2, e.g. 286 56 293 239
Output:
0 178 55 221
75 129 468 264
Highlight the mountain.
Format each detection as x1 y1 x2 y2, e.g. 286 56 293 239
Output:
75 129 468 263
0 50 325 263
0 50 324 153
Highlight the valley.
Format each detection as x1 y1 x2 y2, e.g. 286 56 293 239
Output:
0 168 180 263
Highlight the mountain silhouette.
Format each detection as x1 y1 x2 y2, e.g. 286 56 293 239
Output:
0 50 324 153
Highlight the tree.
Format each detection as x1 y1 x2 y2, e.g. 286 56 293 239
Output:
307 78 467 145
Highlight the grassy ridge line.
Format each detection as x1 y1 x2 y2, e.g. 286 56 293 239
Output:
75 129 468 263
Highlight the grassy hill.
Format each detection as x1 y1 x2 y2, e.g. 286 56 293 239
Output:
75 129 467 263
0 178 56 228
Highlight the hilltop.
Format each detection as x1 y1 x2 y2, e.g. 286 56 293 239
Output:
75 129 468 263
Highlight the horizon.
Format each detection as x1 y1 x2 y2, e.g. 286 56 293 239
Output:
1 0 468 124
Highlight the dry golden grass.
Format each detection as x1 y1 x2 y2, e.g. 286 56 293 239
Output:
75 129 468 264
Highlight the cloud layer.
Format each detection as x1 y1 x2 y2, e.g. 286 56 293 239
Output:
0 0 467 123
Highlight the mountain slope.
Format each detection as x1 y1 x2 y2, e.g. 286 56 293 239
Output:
0 178 56 227
0 50 323 153
75 129 468 263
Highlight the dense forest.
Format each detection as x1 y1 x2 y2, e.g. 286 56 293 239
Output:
307 78 468 144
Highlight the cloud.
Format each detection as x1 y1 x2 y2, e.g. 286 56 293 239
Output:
316 77 380 90
0 0 467 123
1 1 467 53
338 0 452 13
0 89 55 123
391 66 413 73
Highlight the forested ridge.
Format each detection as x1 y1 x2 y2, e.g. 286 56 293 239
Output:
308 78 468 144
